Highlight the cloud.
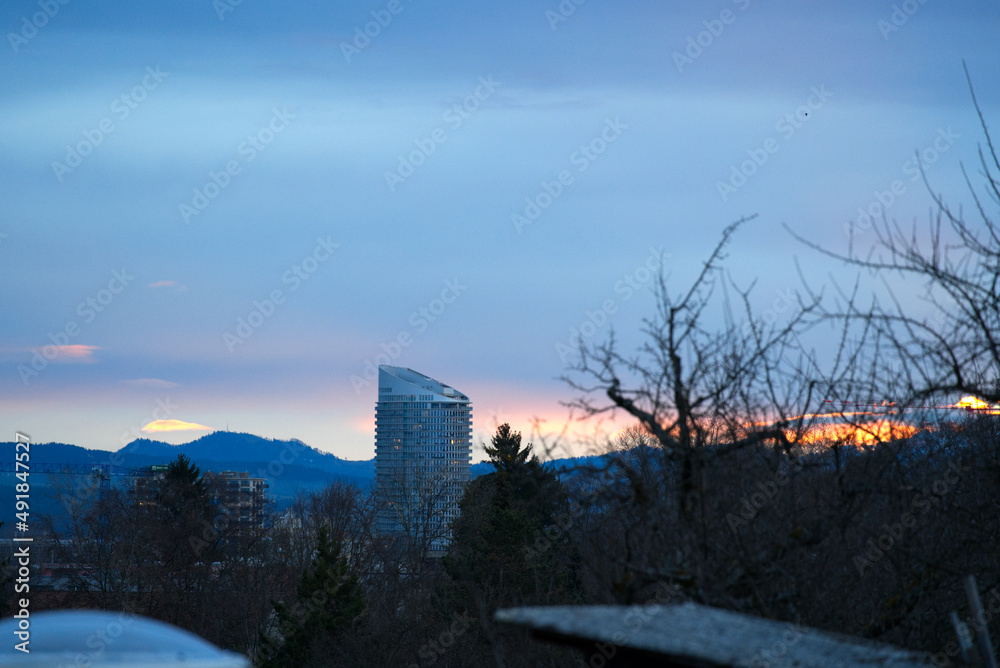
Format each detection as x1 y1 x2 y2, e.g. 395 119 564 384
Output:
147 280 187 291
0 344 100 362
142 419 211 432
50 344 101 363
122 378 179 388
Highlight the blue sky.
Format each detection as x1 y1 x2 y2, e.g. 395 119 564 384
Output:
1 0 998 460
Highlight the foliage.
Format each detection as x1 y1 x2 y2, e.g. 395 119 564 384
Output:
258 525 364 668
443 424 581 667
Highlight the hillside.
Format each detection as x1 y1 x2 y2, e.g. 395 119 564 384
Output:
0 431 597 515
0 431 374 511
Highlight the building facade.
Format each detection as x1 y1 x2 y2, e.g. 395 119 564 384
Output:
132 466 269 529
374 365 472 552
203 470 270 528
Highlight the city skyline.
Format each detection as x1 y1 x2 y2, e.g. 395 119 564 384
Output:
1 2 998 460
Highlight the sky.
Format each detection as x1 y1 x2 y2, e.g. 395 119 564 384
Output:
1 0 998 461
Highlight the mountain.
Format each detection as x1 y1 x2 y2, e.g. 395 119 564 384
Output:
0 431 374 511
121 431 375 480
0 431 603 515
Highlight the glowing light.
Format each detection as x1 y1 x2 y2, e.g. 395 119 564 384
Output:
793 420 919 446
752 410 887 426
955 396 991 410
142 419 211 432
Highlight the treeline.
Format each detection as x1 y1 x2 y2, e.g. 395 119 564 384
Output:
5 415 1000 666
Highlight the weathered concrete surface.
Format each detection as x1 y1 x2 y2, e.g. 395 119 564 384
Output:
495 602 933 667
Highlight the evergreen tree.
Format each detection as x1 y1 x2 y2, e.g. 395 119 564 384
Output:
443 424 581 666
472 423 567 535
258 525 364 668
484 423 532 474
448 426 579 597
142 454 219 629
158 454 208 518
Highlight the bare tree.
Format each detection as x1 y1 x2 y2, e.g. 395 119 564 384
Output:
375 462 457 567
793 63 1000 410
556 66 1000 659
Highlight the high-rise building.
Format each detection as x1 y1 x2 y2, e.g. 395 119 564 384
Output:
374 365 472 552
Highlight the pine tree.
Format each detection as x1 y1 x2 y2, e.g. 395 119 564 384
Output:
484 423 532 474
159 454 208 518
442 424 581 666
142 454 218 629
258 525 364 668
447 423 580 604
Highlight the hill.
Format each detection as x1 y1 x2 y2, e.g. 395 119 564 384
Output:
0 432 374 512
0 431 602 517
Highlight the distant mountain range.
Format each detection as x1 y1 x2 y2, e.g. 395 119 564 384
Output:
0 432 368 509
0 431 559 516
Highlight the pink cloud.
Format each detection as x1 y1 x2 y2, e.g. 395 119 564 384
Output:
49 344 100 363
146 280 187 291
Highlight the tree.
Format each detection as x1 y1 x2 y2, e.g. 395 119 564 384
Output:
449 424 573 591
792 64 1000 410
444 424 580 667
555 67 1000 658
374 461 455 570
484 423 532 473
559 214 835 600
258 525 365 668
137 455 222 631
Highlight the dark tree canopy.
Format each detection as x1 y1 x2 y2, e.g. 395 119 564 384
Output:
259 525 364 668
485 423 533 473
158 454 208 518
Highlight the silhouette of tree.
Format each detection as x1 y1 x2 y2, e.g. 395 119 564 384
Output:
445 424 580 667
484 423 532 473
258 525 364 668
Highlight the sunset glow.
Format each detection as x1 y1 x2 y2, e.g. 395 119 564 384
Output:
142 419 212 433
793 420 920 446
953 395 998 412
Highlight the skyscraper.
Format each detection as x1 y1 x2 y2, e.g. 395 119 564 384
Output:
374 365 473 552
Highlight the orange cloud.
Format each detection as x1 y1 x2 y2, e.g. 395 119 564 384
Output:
142 419 211 432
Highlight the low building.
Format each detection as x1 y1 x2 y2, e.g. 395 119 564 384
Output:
203 470 270 528
131 465 269 528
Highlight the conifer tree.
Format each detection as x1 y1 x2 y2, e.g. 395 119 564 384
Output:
447 423 579 604
258 525 364 668
443 424 580 666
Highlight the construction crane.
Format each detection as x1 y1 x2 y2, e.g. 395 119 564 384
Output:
0 463 144 495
